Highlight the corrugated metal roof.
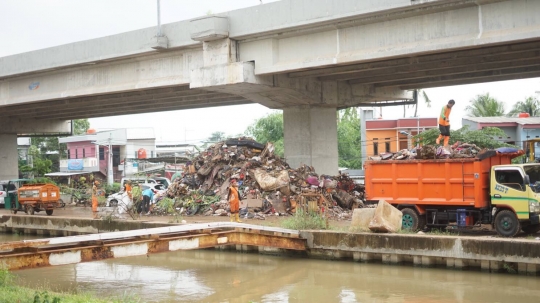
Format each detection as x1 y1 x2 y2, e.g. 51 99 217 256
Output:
462 116 540 125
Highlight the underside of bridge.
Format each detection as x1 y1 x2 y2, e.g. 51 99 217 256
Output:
1 0 540 178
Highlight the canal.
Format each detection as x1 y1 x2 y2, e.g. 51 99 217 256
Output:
8 246 540 303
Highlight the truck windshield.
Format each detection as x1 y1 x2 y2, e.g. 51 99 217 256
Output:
524 165 540 193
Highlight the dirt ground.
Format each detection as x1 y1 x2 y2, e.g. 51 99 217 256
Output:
0 203 353 229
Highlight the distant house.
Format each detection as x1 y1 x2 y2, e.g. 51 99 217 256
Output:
57 128 156 182
365 117 438 157
462 117 540 149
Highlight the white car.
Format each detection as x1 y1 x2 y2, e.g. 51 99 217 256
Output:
106 183 165 207
0 182 17 207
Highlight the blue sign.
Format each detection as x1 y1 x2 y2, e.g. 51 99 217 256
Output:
67 159 84 170
28 82 40 91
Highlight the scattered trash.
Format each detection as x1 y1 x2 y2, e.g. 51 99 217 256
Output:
159 137 365 221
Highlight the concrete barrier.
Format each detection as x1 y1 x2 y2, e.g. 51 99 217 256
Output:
300 231 540 275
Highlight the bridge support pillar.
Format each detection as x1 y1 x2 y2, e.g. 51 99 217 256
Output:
283 106 338 175
0 134 19 180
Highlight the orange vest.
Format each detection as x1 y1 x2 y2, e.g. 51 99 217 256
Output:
438 105 452 126
228 186 240 213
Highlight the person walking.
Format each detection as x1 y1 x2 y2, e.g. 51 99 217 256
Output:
92 180 99 219
141 188 155 215
436 99 455 149
228 178 242 223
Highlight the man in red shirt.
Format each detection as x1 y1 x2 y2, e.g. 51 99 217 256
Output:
436 99 455 149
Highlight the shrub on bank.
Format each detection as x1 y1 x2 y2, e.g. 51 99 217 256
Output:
0 267 141 303
281 208 329 230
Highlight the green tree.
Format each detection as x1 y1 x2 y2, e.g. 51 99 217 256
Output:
465 93 506 117
19 146 52 177
507 96 540 117
246 112 284 157
337 108 362 169
416 126 513 149
208 131 226 142
73 119 90 135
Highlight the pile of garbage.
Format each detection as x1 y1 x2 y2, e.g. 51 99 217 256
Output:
161 137 365 220
370 142 488 161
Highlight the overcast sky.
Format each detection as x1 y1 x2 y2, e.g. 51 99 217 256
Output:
1 0 539 143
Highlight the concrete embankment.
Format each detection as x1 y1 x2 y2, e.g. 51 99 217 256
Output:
1 215 539 275
300 231 540 275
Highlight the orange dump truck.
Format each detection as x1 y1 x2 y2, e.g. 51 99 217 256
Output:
364 150 540 237
16 183 60 216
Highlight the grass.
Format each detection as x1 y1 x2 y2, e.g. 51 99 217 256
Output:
0 267 143 303
281 208 329 230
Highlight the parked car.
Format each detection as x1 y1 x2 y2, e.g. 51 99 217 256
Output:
106 183 165 207
0 181 18 208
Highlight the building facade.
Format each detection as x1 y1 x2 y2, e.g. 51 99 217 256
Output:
58 128 156 181
462 116 540 156
365 117 438 157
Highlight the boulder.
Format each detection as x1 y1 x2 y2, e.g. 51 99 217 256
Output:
368 200 402 233
349 208 376 232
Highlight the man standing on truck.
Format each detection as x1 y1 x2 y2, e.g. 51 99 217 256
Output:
436 99 455 149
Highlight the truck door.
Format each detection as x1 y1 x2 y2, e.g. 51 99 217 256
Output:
492 168 529 219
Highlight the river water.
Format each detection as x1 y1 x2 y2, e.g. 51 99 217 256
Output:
4 233 540 303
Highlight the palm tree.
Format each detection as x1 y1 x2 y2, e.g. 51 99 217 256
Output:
414 89 431 117
507 96 540 117
465 93 506 117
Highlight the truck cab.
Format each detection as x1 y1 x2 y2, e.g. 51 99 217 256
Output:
491 164 540 236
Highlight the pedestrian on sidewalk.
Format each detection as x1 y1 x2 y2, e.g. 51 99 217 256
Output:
436 99 455 150
92 180 99 219
228 178 242 223
141 188 155 215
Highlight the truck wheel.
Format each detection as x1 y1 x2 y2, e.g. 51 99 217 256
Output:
401 208 426 231
522 224 540 234
46 209 54 216
494 210 520 237
11 208 17 214
27 206 35 216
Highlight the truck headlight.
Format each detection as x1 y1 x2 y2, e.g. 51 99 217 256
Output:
530 202 540 214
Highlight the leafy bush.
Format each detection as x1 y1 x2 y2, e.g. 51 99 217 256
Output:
104 182 122 195
282 208 328 230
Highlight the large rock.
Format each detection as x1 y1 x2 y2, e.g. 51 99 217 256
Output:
349 208 376 232
368 200 402 233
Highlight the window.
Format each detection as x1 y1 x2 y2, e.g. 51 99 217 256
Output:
75 149 78 159
67 149 71 159
83 148 85 158
373 142 379 156
495 170 525 191
99 147 104 160
113 147 120 167
385 142 391 153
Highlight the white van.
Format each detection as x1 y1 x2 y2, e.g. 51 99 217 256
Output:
120 177 157 188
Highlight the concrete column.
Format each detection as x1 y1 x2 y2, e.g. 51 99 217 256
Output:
0 134 19 180
283 106 338 175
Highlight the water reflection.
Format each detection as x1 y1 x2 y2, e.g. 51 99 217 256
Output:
12 249 540 303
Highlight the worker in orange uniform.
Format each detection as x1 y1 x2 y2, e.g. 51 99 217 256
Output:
228 178 242 223
92 180 99 219
436 99 455 149
125 180 133 203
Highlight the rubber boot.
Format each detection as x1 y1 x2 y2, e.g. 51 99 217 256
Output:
230 213 234 222
235 213 242 223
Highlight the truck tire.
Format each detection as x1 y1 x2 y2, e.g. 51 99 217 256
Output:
401 208 426 231
522 224 540 234
46 209 54 216
494 210 520 237
27 206 35 216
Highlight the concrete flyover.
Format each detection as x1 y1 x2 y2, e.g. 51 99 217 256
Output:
2 0 540 177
